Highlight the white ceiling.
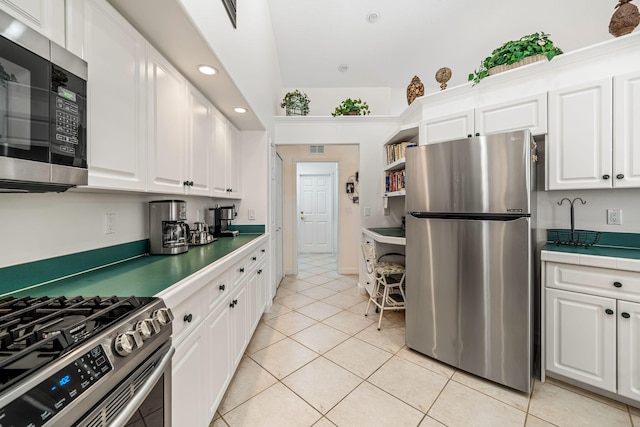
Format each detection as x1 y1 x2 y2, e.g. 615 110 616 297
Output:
268 0 617 91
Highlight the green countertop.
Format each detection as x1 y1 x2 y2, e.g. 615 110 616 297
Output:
542 243 640 260
367 227 406 238
10 234 263 298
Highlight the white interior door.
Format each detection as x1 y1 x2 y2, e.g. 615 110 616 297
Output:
298 173 333 253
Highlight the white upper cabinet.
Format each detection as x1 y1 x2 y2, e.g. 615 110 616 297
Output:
146 45 187 194
227 123 242 199
212 111 229 197
186 84 213 196
422 94 547 145
80 0 147 191
613 71 640 188
0 0 65 47
475 93 547 136
212 111 242 199
422 111 474 145
548 78 613 190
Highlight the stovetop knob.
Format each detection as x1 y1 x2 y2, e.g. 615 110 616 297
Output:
136 319 155 339
153 308 175 326
114 333 134 356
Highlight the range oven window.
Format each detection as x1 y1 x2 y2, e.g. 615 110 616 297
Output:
0 36 50 163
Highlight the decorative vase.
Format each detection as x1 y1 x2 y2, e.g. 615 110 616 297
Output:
487 54 547 76
344 110 359 116
609 0 640 37
406 76 424 105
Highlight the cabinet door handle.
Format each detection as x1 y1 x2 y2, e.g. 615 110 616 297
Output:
239 267 245 273
183 314 193 323
622 312 631 319
616 174 624 180
603 174 610 180
229 301 235 308
613 281 622 288
219 284 226 291
261 249 266 253
475 132 480 137
467 134 472 138
257 269 262 274
605 308 614 315
233 299 238 305
252 256 257 261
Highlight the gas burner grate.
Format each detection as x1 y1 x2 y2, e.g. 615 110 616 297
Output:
0 295 151 392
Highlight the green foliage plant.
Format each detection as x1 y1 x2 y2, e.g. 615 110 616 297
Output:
280 90 310 116
331 98 371 116
468 32 563 85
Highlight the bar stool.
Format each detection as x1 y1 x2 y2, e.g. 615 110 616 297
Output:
361 242 406 330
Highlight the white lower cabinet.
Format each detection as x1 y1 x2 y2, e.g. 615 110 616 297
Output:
205 303 231 421
544 259 640 405
166 238 269 426
545 288 616 392
618 300 640 401
229 281 249 369
172 322 207 427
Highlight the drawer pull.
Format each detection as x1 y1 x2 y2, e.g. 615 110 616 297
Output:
616 174 625 180
230 299 238 308
603 174 610 180
239 267 245 273
613 281 622 288
257 269 262 274
219 284 226 291
622 312 631 319
183 314 193 323
605 309 614 315
261 249 266 253
252 256 257 261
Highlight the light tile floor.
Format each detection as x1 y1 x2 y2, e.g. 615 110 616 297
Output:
211 253 640 427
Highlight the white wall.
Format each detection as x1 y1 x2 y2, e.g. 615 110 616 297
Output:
0 191 220 269
278 87 418 117
538 188 640 233
178 0 283 136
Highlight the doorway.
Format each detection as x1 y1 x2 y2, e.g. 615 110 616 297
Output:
296 162 338 257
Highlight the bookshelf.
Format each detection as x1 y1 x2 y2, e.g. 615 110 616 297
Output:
383 124 419 197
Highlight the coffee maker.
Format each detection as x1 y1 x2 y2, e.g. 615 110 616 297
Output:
149 200 189 255
206 204 239 237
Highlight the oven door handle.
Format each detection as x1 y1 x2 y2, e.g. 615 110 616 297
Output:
109 346 175 427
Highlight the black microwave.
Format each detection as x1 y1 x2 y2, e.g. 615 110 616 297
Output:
0 10 87 193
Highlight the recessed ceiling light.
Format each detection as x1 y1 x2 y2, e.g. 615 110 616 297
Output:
234 107 247 114
338 64 349 73
198 65 217 75
366 11 380 23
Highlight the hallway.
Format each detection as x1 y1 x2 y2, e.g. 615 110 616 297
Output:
209 254 639 426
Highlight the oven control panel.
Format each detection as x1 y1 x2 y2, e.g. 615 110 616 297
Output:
0 345 112 427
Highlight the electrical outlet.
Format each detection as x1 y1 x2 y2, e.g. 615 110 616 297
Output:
607 208 622 225
104 213 115 234
364 207 371 216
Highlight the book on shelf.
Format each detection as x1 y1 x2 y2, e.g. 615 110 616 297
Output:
385 170 405 193
385 141 414 165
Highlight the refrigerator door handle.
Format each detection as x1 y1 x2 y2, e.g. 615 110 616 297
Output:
409 212 529 221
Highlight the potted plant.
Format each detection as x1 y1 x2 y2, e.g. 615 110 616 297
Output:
280 90 310 116
468 32 563 85
332 98 371 116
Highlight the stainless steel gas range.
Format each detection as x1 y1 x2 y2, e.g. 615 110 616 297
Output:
0 295 174 426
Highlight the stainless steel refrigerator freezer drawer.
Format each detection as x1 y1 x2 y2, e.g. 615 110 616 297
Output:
405 214 532 393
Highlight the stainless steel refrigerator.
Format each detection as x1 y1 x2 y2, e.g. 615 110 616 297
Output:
405 129 537 393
